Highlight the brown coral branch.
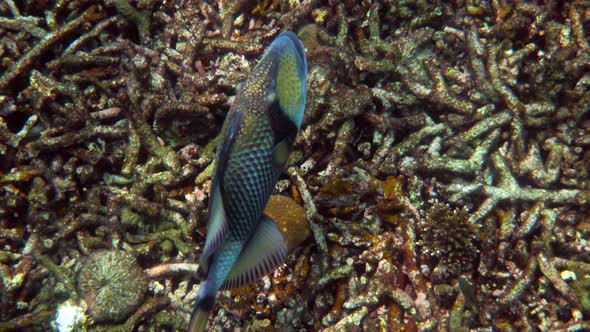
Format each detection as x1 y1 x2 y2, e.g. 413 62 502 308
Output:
498 254 538 305
288 166 328 253
0 5 106 91
145 263 200 279
0 308 54 331
25 125 127 156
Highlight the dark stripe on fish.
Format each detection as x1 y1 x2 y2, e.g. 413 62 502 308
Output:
268 99 297 146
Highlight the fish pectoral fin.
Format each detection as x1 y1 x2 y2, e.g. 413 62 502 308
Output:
198 184 230 275
271 139 292 170
220 216 288 290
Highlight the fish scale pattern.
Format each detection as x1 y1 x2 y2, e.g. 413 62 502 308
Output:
223 114 277 240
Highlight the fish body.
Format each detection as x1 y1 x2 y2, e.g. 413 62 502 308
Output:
189 31 307 332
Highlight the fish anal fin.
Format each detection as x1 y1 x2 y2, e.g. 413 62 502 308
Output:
221 216 288 290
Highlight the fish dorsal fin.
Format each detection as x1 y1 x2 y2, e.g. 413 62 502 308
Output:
220 216 288 290
199 109 243 275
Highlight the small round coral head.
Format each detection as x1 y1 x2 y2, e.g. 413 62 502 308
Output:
77 249 148 323
263 195 310 252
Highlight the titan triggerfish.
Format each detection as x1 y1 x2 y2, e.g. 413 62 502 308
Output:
189 31 307 332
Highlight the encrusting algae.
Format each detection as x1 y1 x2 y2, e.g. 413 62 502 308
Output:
263 194 310 253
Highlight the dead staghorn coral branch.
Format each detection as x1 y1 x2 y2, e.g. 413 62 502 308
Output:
448 153 588 223
288 166 328 253
25 125 127 156
0 5 105 91
145 263 200 279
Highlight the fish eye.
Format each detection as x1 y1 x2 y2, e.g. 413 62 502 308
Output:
266 91 277 103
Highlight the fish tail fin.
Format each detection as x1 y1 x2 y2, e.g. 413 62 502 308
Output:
188 306 210 332
189 279 216 332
